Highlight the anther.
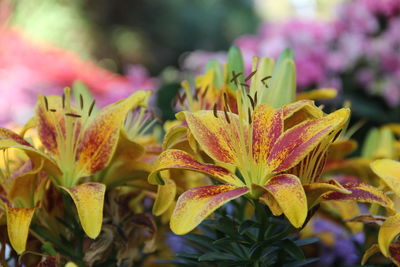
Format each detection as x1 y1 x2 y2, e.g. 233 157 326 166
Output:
88 100 96 117
247 94 255 110
254 91 258 105
261 75 272 87
65 113 82 118
62 94 65 109
245 70 257 82
193 88 200 101
201 86 209 98
223 107 231 124
213 103 218 118
177 92 186 105
230 71 243 84
44 96 49 111
80 94 84 110
240 83 250 89
248 108 252 124
50 109 57 112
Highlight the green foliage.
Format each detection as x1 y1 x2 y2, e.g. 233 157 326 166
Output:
163 199 318 267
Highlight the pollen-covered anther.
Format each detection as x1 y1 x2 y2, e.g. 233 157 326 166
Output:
245 70 257 82
79 94 84 110
247 94 255 110
193 88 200 101
223 107 231 124
248 108 252 124
44 96 49 111
230 71 243 85
213 103 218 118
65 113 82 118
201 86 209 98
88 100 96 117
261 75 272 88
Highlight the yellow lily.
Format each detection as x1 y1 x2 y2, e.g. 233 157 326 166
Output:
148 94 390 235
0 89 150 245
362 159 400 266
0 130 48 254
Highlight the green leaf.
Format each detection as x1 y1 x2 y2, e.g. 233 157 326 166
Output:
238 220 257 234
277 239 305 261
282 258 319 267
184 234 216 249
198 252 239 261
227 46 244 90
41 242 57 256
294 237 319 247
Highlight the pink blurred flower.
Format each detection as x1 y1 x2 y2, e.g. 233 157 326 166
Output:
0 28 157 125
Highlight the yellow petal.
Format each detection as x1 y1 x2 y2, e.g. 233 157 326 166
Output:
148 149 243 186
361 244 380 265
153 176 177 216
259 174 307 228
303 180 351 208
76 90 150 176
371 159 400 197
379 214 400 257
182 110 247 165
6 205 35 254
61 183 106 239
171 185 249 235
296 88 337 101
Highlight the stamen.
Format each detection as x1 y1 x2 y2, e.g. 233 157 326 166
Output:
248 108 252 124
50 109 57 112
254 91 258 105
80 94 84 110
223 107 231 124
65 113 82 118
177 92 186 105
230 71 243 84
245 70 257 82
88 100 96 117
213 103 218 118
261 75 272 88
62 94 65 109
44 96 49 111
247 94 255 110
240 83 250 89
193 88 200 101
201 86 209 98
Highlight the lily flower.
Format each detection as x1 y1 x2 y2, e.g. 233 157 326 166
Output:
361 159 400 266
148 97 356 234
0 129 47 254
0 89 150 244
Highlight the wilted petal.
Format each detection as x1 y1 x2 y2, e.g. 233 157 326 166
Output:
62 183 106 239
6 205 35 254
153 177 176 216
251 104 283 164
76 90 150 176
322 182 394 211
389 243 400 266
259 174 307 228
170 184 249 234
379 214 400 257
148 149 243 186
182 110 247 164
371 159 400 197
268 108 350 173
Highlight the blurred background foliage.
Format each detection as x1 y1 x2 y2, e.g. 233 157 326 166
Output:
3 0 400 135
